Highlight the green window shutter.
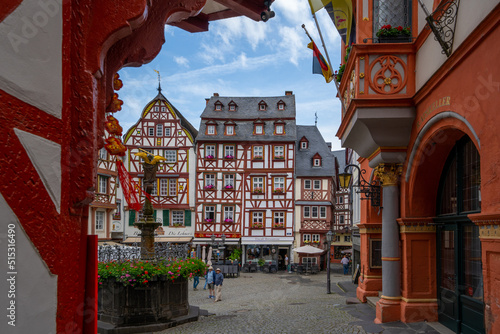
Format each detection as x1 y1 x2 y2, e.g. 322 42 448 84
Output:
185 210 191 226
153 210 157 219
163 210 169 226
129 210 136 226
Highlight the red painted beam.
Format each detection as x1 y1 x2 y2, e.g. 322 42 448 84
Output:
168 14 210 33
214 0 269 22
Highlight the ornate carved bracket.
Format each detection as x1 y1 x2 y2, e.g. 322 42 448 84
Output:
417 0 461 57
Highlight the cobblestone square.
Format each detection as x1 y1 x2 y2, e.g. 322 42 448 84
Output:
156 269 447 334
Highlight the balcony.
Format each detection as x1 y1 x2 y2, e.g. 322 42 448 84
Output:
336 42 416 163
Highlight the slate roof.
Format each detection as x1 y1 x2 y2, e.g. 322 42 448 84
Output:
196 94 296 142
332 149 346 176
295 126 335 177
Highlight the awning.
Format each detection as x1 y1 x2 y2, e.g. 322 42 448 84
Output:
123 237 192 243
293 245 326 254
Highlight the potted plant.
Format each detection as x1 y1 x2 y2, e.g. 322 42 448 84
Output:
228 248 242 263
253 187 263 194
376 25 411 43
335 45 351 82
257 258 265 267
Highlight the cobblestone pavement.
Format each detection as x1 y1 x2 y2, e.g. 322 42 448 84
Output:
155 269 446 334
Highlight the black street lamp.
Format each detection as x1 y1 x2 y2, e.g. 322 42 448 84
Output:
326 230 334 294
338 164 381 207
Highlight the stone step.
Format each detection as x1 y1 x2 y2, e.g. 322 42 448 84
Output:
366 296 379 309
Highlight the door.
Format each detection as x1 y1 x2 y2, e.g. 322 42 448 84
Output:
437 224 458 332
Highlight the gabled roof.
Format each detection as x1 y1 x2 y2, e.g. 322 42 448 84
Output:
295 126 335 177
123 89 198 143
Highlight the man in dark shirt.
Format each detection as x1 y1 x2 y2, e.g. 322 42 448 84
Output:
214 268 224 302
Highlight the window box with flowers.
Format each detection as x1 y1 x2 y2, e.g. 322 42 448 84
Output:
274 156 284 160
273 188 284 195
204 184 216 190
376 25 411 43
253 187 264 195
273 223 285 229
224 155 234 159
204 218 214 223
251 222 264 228
313 240 320 245
224 218 234 223
172 223 184 227
205 155 215 159
224 185 234 190
304 240 311 244
253 156 263 160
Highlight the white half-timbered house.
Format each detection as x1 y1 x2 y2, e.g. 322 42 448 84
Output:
195 92 296 267
294 126 336 269
122 87 198 244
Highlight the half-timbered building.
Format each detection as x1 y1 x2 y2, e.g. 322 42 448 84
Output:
195 92 296 265
123 87 198 244
87 143 121 240
294 126 336 269
331 149 352 263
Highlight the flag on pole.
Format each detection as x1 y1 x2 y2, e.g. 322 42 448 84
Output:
117 160 143 212
308 0 353 46
308 40 333 83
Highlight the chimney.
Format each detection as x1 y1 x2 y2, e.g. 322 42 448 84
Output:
326 142 332 150
285 91 293 96
213 93 219 97
205 98 210 105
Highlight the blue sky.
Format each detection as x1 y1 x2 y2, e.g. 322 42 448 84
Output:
118 0 343 150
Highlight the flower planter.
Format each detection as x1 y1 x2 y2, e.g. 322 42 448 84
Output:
98 278 189 326
378 36 411 43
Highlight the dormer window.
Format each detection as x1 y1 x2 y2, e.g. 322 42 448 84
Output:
277 100 286 110
225 125 234 135
228 101 237 111
274 121 285 135
258 100 267 111
214 101 223 111
300 138 309 149
254 120 265 135
313 153 322 167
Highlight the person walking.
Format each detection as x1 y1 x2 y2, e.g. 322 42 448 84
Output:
341 255 350 275
214 268 224 302
206 266 215 299
193 274 200 291
285 254 290 273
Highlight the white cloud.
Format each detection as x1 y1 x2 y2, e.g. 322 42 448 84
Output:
278 26 307 66
174 56 189 67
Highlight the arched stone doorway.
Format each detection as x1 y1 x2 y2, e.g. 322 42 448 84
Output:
434 135 484 334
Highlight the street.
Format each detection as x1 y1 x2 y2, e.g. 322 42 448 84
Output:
156 267 450 334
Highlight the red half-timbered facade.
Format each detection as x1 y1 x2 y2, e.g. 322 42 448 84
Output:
123 87 198 243
195 92 296 265
294 126 336 268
